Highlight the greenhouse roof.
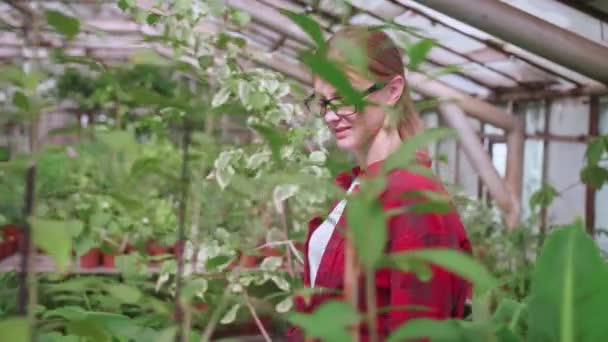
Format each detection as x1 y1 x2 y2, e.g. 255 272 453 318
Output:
1 0 607 102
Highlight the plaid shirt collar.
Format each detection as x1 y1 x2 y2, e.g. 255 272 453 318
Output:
334 151 432 191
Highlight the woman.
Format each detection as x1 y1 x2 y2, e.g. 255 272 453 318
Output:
286 26 472 341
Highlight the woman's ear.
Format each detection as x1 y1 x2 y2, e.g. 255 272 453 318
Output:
386 75 405 105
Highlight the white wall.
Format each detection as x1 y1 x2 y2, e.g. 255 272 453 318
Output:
521 102 545 220
546 97 589 225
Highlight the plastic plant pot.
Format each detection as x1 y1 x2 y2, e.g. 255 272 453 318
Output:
79 248 101 268
146 240 169 256
102 253 116 268
239 254 260 268
172 240 185 259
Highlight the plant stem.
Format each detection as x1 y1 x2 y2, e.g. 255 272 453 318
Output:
278 199 295 278
18 165 37 342
344 238 360 342
200 278 233 342
365 267 379 342
244 292 272 342
174 123 192 341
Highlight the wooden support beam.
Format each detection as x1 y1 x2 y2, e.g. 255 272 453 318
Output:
505 105 525 227
438 102 515 224
413 0 608 85
408 73 515 130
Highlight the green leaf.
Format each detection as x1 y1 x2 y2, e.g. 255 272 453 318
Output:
115 253 146 277
208 0 224 16
385 249 498 292
300 51 364 109
529 183 559 211
39 332 81 342
407 39 435 71
586 137 605 165
206 255 232 269
180 278 208 303
0 317 28 342
220 304 240 324
289 301 360 342
198 55 214 69
130 50 169 66
106 283 142 304
154 326 178 342
30 218 75 272
491 299 527 335
247 90 270 110
330 37 368 77
12 91 30 112
231 9 251 26
96 129 139 158
65 319 109 341
346 194 387 269
528 223 608 342
281 10 326 48
379 254 433 281
580 165 608 189
146 13 161 25
382 127 455 175
118 0 131 11
387 319 494 342
403 190 453 214
45 10 80 40
250 123 288 163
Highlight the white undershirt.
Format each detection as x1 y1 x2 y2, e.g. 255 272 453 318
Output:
308 179 359 287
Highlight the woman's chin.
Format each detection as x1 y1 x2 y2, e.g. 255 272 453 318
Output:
335 137 358 152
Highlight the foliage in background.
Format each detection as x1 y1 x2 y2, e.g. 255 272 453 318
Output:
0 1 607 342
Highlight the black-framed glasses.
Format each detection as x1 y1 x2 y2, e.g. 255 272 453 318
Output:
304 82 386 117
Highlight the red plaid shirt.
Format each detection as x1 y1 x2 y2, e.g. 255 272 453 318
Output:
287 153 472 341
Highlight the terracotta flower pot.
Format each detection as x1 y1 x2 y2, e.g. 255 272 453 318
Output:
79 248 101 268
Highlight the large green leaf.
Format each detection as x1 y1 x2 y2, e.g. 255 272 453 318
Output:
289 301 360 342
249 123 288 163
45 10 81 40
528 223 608 342
0 317 28 342
346 193 387 270
387 319 495 342
402 190 453 214
580 165 608 189
281 10 326 48
12 91 30 112
490 298 527 337
529 183 559 211
585 136 607 165
407 39 435 71
586 139 602 165
382 127 455 175
31 218 77 272
300 51 364 110
384 249 498 293
106 283 142 304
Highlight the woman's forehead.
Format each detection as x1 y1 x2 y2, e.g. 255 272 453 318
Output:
313 71 373 97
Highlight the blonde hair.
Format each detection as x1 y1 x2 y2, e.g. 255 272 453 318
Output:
323 26 423 139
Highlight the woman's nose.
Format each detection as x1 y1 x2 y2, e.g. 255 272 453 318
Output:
324 109 340 124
